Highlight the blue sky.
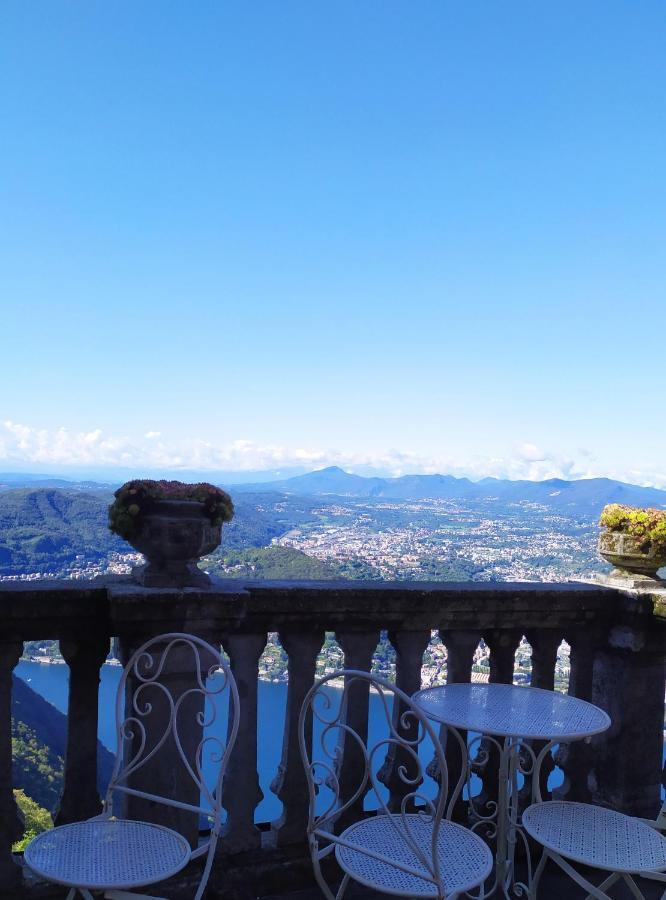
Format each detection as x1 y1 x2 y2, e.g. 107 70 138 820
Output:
1 2 665 484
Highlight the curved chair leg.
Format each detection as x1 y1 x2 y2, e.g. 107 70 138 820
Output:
529 846 549 900
311 855 341 900
583 866 666 900
586 872 621 899
549 851 616 900
194 828 220 900
334 873 350 900
622 873 648 900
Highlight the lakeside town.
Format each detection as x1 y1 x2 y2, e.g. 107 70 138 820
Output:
23 628 572 693
257 631 572 692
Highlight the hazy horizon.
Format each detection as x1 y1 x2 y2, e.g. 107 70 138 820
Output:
2 461 666 493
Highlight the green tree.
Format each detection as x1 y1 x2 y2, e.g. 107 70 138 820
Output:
12 789 53 851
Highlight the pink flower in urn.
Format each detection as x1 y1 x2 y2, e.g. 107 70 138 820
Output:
108 479 234 541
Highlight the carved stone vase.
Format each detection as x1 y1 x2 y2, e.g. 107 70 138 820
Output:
598 530 666 580
127 499 222 588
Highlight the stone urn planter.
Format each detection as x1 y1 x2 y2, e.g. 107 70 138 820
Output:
127 499 222 588
597 505 666 581
598 531 666 579
108 480 234 589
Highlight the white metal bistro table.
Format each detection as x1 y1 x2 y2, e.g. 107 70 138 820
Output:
412 682 610 899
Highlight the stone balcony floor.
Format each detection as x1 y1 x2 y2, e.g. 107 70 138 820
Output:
19 845 666 899
262 865 666 900
263 879 665 900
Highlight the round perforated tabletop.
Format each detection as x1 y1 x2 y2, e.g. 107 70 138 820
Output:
413 683 610 741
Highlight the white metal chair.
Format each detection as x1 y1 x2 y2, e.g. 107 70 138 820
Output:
522 796 666 899
298 669 493 900
24 632 240 900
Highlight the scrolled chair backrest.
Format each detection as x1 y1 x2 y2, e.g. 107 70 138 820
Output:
105 632 240 855
298 669 451 896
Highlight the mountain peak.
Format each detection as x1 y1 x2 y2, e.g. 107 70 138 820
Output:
233 468 666 509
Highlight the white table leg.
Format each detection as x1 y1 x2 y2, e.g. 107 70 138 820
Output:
469 735 556 898
465 733 509 898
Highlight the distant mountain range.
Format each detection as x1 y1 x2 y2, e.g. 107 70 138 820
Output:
0 473 114 491
3 466 666 516
234 466 666 512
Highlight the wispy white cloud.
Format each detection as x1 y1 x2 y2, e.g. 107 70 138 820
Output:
1 420 665 488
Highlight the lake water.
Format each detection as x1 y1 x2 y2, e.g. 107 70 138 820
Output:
22 660 649 821
16 659 288 820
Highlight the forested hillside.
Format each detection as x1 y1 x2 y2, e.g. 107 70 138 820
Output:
0 488 323 576
0 489 119 575
12 676 114 812
206 545 380 580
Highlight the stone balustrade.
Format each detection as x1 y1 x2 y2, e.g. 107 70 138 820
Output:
0 578 664 898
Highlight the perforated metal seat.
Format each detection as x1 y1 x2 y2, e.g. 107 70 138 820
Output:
24 819 191 892
523 800 666 898
336 814 493 897
522 802 666 874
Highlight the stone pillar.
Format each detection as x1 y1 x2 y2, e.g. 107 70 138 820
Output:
0 641 23 893
55 635 109 824
378 629 430 811
335 630 379 830
589 622 665 818
221 632 267 852
270 630 323 846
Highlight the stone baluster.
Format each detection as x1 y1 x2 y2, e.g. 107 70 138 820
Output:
55 636 109 824
334 630 380 830
527 630 559 690
378 629 430 811
0 641 23 892
472 630 522 816
432 630 479 821
445 631 481 684
554 628 596 804
221 633 267 852
523 630 561 801
270 630 324 846
488 630 522 684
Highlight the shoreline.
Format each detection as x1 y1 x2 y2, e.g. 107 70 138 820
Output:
21 656 122 667
17 660 425 696
19 657 358 689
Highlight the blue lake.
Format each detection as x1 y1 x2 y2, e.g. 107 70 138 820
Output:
17 659 288 820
